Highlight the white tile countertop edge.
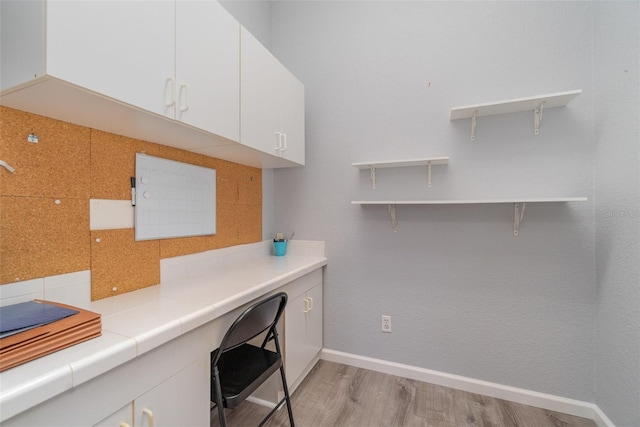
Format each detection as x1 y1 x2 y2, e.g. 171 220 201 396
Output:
0 240 327 422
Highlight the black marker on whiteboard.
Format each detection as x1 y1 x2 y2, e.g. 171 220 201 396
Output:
130 177 136 206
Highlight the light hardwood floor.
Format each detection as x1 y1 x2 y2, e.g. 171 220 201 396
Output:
211 360 597 427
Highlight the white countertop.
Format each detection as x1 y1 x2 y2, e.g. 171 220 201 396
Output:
0 240 327 422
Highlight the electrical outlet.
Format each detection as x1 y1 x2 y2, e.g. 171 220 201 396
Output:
381 315 392 333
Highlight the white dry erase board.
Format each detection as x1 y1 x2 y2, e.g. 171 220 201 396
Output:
134 154 216 241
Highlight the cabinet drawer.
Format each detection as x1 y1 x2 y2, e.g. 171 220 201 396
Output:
281 269 322 301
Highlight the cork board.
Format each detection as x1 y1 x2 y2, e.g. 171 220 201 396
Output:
1 106 263 300
237 204 263 244
90 129 165 200
0 106 92 284
215 162 240 205
0 196 90 284
0 106 91 199
238 167 262 205
89 128 263 295
90 229 160 300
238 167 262 245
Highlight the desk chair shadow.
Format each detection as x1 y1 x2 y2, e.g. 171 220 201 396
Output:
211 292 295 427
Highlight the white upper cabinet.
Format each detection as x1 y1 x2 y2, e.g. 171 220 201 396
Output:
175 1 240 141
0 1 303 169
277 64 305 165
45 1 175 117
240 27 281 157
47 0 240 142
241 27 305 166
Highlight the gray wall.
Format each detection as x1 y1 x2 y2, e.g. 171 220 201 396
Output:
223 0 639 423
594 2 640 426
219 0 272 49
271 1 596 402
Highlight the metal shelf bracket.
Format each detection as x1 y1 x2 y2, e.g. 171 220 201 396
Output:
513 202 526 236
370 166 376 189
471 110 477 141
427 161 432 188
388 204 397 232
534 101 545 135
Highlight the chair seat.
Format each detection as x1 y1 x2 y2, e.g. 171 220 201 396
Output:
212 343 283 409
210 292 294 426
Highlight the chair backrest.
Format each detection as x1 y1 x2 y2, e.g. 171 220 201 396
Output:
213 292 287 364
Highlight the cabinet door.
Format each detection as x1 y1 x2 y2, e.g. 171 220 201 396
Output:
278 66 306 165
305 283 323 360
240 26 280 156
284 283 323 388
133 356 209 427
93 403 133 427
285 292 310 387
46 0 175 117
176 1 240 141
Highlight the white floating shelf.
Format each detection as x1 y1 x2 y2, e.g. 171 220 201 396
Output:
352 157 449 189
450 90 582 120
352 197 588 236
450 89 582 140
351 197 587 205
352 157 449 169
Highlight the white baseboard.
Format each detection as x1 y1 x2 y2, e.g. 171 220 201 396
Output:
321 349 614 427
592 405 616 427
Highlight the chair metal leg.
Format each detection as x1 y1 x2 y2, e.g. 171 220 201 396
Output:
212 366 227 427
270 329 295 427
279 366 295 427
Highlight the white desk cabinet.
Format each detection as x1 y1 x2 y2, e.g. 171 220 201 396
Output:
283 269 323 391
92 358 209 427
3 329 211 427
131 357 209 427
241 27 305 166
94 403 133 427
94 358 209 427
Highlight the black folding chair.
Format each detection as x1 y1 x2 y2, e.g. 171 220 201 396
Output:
211 292 295 427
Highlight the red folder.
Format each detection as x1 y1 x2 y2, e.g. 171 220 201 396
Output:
0 300 101 372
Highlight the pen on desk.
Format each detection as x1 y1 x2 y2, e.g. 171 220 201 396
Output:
130 177 136 206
